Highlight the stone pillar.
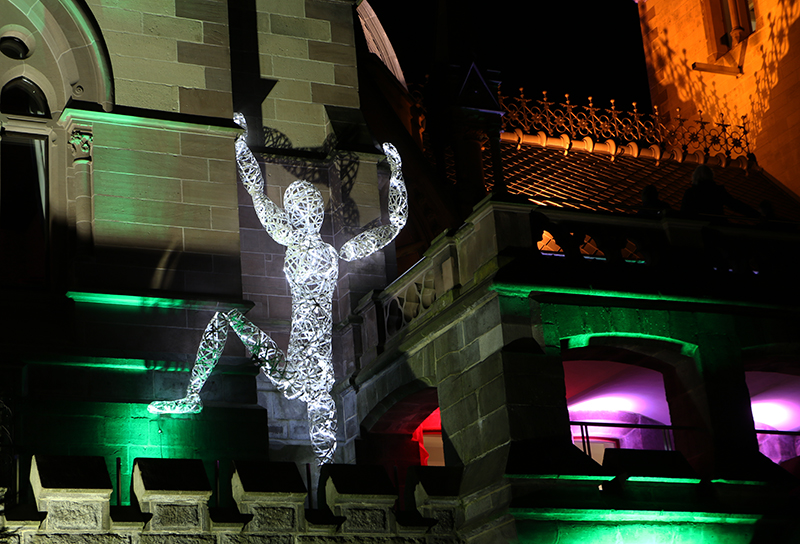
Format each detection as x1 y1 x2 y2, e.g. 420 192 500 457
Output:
132 458 212 535
693 326 765 479
67 124 94 256
30 455 113 532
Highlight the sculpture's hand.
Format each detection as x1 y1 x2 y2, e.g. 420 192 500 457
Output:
339 142 408 261
233 111 248 139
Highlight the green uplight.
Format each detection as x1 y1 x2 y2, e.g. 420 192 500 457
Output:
510 508 762 524
491 282 788 311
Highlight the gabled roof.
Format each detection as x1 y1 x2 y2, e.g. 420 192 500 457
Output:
483 136 800 222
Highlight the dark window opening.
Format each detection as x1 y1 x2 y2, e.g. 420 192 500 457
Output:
0 133 48 286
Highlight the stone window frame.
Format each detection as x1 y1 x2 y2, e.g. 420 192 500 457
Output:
0 83 57 288
702 0 757 59
1 0 113 288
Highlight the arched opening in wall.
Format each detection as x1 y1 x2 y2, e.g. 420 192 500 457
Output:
561 341 709 472
415 408 444 466
744 370 800 472
357 386 439 508
0 77 50 287
564 358 671 464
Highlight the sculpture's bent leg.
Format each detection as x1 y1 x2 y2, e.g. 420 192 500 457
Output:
148 312 228 414
307 391 337 465
224 309 301 399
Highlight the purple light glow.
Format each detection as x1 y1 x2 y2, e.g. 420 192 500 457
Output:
568 395 642 414
564 360 672 425
751 400 800 430
746 372 800 431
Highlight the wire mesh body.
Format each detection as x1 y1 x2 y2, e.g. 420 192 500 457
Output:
148 114 407 465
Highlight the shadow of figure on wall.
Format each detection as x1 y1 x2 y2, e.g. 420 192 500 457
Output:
258 127 368 235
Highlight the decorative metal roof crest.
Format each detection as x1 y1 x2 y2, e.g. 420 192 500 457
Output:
499 90 750 160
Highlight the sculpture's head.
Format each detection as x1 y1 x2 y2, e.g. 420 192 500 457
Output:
284 180 325 233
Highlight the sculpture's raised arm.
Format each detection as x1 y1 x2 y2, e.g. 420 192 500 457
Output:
234 113 293 246
339 143 408 262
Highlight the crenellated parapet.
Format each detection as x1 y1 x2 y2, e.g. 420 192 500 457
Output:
0 455 457 543
30 455 114 533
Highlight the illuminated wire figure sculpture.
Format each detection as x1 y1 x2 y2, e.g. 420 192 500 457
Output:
148 113 408 465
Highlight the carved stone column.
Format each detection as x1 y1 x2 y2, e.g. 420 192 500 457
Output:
68 124 94 255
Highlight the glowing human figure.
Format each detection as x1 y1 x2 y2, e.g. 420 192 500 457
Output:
148 114 408 464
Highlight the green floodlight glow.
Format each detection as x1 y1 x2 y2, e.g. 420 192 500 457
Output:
506 473 615 482
66 291 204 310
36 358 151 373
563 332 699 359
626 476 702 484
510 508 762 524
60 108 240 134
491 283 788 311
710 479 768 486
28 357 253 375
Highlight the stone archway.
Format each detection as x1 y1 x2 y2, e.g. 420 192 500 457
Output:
561 334 714 474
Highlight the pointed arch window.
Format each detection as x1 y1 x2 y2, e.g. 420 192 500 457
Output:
1 77 50 286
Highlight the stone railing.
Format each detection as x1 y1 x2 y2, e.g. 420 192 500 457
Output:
358 199 800 358
0 455 460 543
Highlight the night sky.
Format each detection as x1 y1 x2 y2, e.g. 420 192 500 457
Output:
367 0 652 113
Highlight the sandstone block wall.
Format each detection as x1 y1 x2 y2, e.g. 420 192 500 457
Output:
257 0 359 148
87 0 233 117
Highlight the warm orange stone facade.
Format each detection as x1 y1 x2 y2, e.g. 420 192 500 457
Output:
638 0 800 197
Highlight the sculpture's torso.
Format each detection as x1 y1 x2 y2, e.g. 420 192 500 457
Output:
284 234 338 397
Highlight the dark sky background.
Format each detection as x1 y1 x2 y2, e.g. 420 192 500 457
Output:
367 0 652 113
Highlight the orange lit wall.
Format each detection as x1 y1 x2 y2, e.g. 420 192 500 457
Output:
639 0 800 198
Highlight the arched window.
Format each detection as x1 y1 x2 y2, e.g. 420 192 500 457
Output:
0 77 50 286
1 77 50 117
